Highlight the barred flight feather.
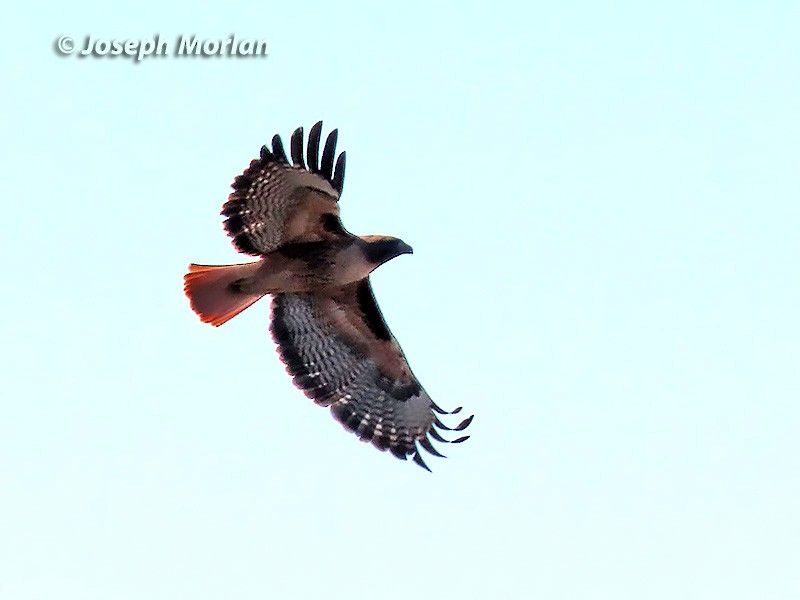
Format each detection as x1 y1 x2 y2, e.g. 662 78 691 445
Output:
270 288 472 470
221 121 347 256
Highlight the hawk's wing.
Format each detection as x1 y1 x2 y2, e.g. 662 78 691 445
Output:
270 279 472 470
222 121 348 256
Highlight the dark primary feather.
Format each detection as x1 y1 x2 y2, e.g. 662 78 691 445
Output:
290 127 305 168
307 121 323 172
321 129 338 180
332 152 346 194
271 134 288 164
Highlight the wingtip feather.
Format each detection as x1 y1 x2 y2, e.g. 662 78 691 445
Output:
307 121 323 172
290 127 305 168
271 134 288 163
321 129 338 180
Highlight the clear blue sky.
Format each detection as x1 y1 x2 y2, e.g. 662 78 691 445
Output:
2 1 799 598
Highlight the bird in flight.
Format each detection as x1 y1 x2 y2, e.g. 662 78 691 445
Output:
184 122 472 470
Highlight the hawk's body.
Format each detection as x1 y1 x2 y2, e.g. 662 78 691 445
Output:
184 122 471 470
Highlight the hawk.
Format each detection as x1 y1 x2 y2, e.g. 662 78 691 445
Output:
184 122 472 470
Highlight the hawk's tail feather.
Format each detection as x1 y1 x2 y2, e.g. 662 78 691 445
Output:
184 262 265 327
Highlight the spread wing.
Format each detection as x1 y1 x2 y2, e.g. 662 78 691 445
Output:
222 121 348 256
270 279 473 470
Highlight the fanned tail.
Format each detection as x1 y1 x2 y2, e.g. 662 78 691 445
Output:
184 262 265 326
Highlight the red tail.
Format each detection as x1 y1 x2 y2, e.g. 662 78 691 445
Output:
184 262 265 327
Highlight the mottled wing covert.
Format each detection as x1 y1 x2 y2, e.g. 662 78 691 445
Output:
270 280 472 470
222 121 348 256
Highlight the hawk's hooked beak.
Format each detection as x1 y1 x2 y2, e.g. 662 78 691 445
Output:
362 236 414 266
396 240 413 256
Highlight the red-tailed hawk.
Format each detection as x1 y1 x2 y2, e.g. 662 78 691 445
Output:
184 122 472 470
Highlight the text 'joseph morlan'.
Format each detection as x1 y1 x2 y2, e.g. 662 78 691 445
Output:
79 35 268 60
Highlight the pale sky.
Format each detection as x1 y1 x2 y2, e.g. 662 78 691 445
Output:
2 1 799 598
